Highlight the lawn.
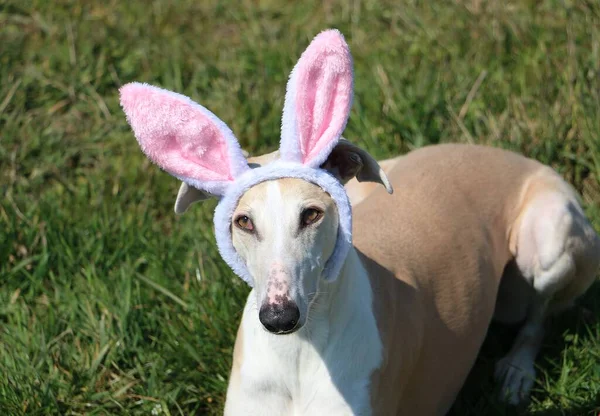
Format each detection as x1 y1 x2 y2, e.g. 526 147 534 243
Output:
1 0 599 415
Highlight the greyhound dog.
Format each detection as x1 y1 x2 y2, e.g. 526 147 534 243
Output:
121 30 600 415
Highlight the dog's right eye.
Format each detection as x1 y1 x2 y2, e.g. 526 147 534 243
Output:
301 208 323 227
235 215 255 232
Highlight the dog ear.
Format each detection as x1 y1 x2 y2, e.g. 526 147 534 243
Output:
174 183 212 214
279 29 353 168
321 138 393 193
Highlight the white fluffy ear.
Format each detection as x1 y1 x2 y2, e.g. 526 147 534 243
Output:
120 83 250 196
279 29 354 168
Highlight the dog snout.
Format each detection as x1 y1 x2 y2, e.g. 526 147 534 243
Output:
259 301 300 334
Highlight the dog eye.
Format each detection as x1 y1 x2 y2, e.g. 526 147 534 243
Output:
235 215 254 232
301 208 323 227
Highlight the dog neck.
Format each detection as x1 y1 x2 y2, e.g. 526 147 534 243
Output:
304 247 374 337
238 246 383 414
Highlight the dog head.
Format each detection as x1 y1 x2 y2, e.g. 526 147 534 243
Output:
120 29 391 334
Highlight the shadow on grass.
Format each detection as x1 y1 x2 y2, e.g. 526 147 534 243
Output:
449 280 600 416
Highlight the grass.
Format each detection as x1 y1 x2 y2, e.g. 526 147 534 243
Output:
1 0 599 414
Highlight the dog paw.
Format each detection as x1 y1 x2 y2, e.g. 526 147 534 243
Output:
494 355 536 406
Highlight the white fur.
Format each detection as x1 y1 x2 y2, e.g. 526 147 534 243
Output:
266 181 286 258
225 249 382 416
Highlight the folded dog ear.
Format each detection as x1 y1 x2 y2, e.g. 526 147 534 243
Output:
120 82 249 196
321 139 393 193
174 183 212 214
280 29 353 168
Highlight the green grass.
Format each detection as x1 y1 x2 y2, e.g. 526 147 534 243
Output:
1 0 599 414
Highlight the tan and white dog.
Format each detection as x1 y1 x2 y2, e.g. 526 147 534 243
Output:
175 142 600 415
121 30 600 415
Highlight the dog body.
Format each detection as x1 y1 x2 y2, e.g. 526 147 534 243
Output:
224 143 600 415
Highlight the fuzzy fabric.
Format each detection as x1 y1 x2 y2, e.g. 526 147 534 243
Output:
280 29 353 168
120 29 355 287
120 82 249 197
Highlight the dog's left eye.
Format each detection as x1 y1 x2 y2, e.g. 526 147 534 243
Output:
235 215 255 232
301 208 323 227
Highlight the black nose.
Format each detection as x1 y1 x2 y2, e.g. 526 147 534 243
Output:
259 302 300 334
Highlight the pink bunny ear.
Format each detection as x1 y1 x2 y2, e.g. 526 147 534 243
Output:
280 29 353 168
120 83 249 196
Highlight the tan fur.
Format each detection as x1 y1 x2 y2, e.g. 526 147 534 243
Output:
349 144 599 414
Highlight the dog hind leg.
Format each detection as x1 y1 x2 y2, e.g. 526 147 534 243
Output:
493 259 535 325
494 188 598 405
494 253 574 405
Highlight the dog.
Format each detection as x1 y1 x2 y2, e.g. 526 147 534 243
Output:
121 30 600 415
176 142 598 415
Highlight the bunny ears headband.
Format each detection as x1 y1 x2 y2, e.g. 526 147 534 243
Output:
120 29 354 286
